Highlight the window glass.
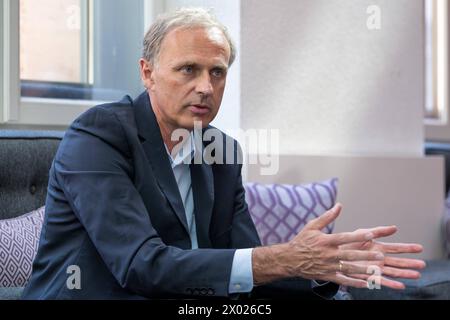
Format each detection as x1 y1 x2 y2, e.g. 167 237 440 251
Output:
19 0 144 101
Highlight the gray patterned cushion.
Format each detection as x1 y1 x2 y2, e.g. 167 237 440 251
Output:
0 206 45 287
245 179 338 245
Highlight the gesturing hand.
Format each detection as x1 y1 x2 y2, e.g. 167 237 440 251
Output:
338 226 426 289
252 203 426 289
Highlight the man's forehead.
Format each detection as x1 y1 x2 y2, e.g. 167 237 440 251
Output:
170 57 229 70
205 27 229 46
162 26 230 53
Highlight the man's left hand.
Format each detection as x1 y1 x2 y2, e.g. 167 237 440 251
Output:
338 226 426 290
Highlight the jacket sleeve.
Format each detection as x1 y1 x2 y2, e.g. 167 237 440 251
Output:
54 106 236 298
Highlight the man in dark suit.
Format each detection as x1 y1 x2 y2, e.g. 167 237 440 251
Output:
23 8 425 300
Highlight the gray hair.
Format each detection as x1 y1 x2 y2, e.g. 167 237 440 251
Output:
142 7 236 67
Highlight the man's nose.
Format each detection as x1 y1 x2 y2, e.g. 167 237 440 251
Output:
195 72 213 96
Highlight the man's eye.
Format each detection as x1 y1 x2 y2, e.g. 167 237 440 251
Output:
211 69 224 78
181 66 194 74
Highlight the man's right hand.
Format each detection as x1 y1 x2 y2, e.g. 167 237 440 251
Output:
251 203 425 289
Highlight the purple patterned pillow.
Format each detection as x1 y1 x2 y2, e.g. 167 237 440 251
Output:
0 206 45 287
245 179 338 246
444 192 450 259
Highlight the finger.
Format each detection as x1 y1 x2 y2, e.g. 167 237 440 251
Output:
337 226 397 250
367 226 397 239
381 266 421 279
378 242 424 254
327 229 375 246
378 278 406 290
385 256 427 269
330 273 369 289
338 261 377 275
349 274 406 290
337 250 384 262
304 203 342 231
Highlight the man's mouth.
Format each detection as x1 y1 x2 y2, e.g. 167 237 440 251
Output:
188 104 210 115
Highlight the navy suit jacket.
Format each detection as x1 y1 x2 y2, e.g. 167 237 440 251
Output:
22 92 335 299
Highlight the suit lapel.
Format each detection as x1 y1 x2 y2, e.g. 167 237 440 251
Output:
133 92 189 235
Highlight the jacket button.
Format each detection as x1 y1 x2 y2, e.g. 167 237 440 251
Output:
30 185 37 194
186 288 193 295
200 288 208 295
193 289 200 295
208 289 215 296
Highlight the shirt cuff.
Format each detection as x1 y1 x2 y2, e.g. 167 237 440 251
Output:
228 248 254 294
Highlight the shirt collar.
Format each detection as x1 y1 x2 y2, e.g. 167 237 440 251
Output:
165 131 196 167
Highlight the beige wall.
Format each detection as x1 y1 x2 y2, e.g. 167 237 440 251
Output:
241 0 425 157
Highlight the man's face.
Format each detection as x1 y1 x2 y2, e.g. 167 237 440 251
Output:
140 26 231 131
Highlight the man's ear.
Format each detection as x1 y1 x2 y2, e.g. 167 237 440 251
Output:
139 58 155 90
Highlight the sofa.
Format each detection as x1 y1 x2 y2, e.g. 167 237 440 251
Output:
0 130 449 300
0 130 64 299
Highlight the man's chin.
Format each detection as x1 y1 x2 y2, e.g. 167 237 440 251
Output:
181 116 214 130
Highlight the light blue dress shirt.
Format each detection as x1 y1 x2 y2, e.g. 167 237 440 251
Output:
165 133 254 294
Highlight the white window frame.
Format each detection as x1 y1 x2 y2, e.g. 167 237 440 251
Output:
425 0 450 142
2 0 20 124
1 0 164 127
